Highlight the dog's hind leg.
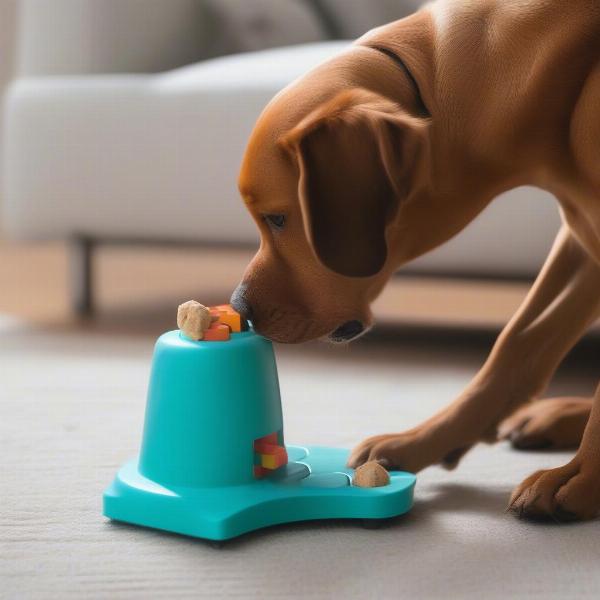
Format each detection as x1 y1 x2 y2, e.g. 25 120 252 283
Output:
498 397 592 450
349 226 600 473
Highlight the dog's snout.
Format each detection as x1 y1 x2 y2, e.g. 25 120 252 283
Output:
330 320 364 342
230 284 253 321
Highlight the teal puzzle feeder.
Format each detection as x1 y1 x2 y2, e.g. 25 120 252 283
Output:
103 328 416 541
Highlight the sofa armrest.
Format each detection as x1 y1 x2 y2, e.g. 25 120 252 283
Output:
16 0 208 76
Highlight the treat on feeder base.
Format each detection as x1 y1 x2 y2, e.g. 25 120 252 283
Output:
352 461 390 488
177 300 213 340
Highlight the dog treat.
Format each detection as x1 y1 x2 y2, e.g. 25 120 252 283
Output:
203 322 231 342
177 300 213 340
352 461 390 488
210 304 244 333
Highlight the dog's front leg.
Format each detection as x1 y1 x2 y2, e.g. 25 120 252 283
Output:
349 227 600 473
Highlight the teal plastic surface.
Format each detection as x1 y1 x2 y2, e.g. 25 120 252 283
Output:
139 330 282 487
103 329 416 541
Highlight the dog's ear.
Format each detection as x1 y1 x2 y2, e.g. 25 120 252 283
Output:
280 89 427 277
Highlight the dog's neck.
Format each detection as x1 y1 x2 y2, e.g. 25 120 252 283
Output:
362 1 599 188
359 0 600 266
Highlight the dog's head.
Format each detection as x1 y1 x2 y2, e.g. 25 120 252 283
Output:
233 81 432 343
231 9 511 344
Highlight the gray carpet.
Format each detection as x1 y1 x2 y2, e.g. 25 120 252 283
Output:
2 319 599 599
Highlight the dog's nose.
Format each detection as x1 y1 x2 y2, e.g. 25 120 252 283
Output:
330 320 364 342
230 284 253 321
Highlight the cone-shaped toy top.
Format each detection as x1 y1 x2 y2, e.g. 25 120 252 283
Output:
138 304 284 487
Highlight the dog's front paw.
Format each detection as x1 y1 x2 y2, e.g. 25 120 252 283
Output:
498 398 591 450
347 432 423 472
508 461 600 522
347 430 467 473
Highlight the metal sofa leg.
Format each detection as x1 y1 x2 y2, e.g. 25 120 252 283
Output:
69 237 95 317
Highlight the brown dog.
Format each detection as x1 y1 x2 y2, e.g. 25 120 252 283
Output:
231 0 600 522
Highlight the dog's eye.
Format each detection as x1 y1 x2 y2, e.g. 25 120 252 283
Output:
264 214 286 231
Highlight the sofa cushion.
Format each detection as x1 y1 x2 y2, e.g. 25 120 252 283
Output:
199 0 328 58
310 0 423 39
3 42 351 243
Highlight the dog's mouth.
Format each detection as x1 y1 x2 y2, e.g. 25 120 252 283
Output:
251 316 368 345
231 287 370 344
328 320 367 343
250 314 326 344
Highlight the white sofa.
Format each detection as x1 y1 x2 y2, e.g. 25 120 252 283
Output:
1 0 561 313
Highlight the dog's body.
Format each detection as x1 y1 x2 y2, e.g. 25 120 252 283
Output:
232 0 600 521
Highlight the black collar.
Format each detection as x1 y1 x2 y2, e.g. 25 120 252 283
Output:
367 44 430 118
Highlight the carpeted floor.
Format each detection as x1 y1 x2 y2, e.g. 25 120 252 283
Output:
2 317 599 599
